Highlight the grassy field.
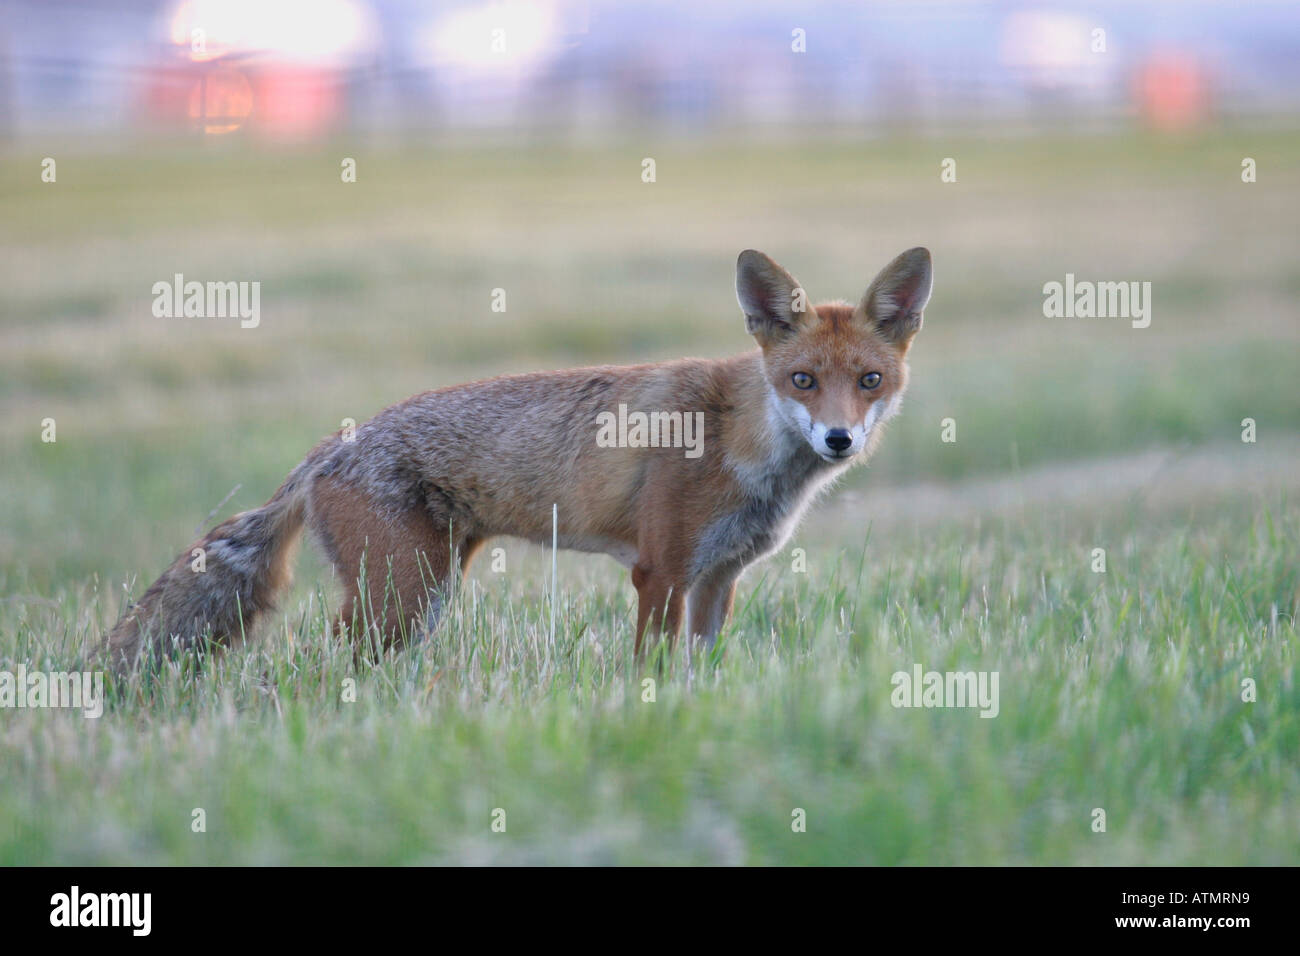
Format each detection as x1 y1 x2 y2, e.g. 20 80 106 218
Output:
0 129 1297 864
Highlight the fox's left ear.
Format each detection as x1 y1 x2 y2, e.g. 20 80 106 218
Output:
856 247 933 347
736 249 808 347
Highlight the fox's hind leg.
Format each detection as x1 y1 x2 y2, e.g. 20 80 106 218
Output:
310 476 464 657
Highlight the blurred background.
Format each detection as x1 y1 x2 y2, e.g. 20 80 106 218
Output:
4 0 1300 139
0 0 1297 596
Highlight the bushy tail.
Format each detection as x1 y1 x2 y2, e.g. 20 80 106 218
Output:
105 461 314 674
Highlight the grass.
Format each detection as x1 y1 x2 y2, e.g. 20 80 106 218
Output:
2 499 1295 864
0 127 1297 864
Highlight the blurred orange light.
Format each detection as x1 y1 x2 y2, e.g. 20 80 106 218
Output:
1136 54 1209 131
187 68 254 134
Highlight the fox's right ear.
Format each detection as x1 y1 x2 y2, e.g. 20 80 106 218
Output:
857 247 933 348
736 250 807 347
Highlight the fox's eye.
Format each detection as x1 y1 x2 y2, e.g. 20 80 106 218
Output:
860 372 882 389
792 372 815 390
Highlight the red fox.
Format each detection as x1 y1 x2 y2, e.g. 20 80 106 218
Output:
106 247 932 671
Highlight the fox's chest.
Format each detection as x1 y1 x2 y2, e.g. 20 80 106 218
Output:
687 456 843 582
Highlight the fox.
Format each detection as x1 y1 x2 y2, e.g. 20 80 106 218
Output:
104 247 933 672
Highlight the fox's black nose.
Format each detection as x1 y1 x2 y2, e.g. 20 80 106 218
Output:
825 429 853 453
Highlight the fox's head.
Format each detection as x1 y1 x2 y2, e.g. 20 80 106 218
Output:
736 247 932 463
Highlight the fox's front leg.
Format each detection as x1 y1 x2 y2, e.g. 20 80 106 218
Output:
631 562 686 660
685 565 740 653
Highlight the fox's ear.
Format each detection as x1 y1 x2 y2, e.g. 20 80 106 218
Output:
736 250 807 346
857 247 933 347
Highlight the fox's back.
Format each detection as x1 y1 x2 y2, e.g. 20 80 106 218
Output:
313 356 761 545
